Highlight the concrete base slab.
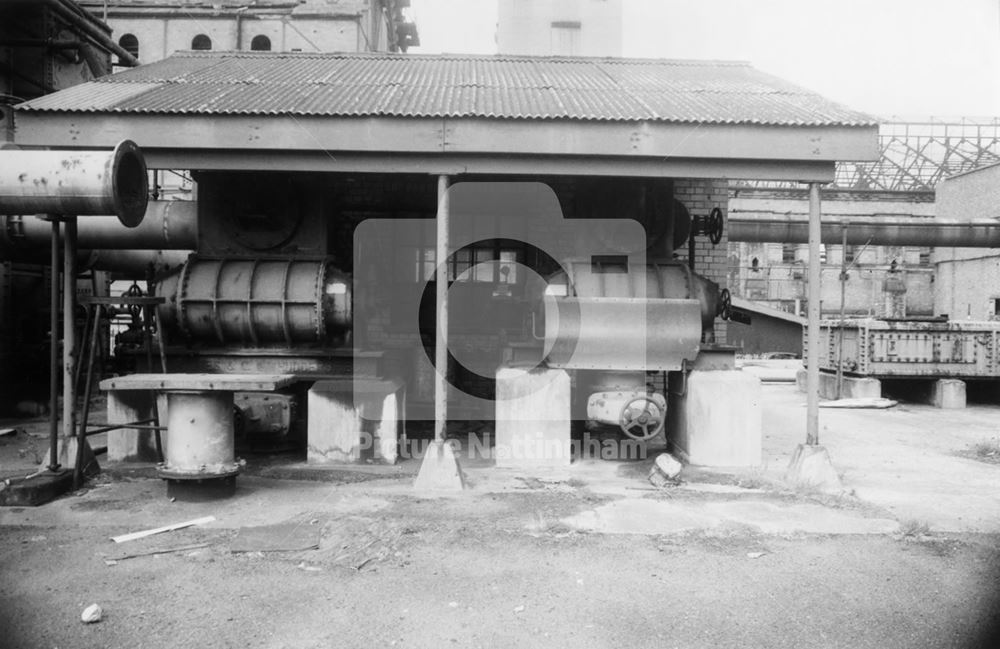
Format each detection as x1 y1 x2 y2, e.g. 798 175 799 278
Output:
413 440 466 491
670 370 762 467
561 498 898 535
797 369 882 400
785 444 843 493
307 379 405 465
0 469 73 507
932 379 966 409
495 366 571 468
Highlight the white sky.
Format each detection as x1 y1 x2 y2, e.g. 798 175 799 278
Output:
408 0 1000 119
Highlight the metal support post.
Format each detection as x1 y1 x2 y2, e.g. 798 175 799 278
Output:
47 217 60 472
836 223 848 399
434 174 450 443
62 216 77 447
806 183 822 446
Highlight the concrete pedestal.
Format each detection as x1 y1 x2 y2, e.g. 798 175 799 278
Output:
495 366 571 468
669 370 761 467
785 444 842 492
307 379 405 464
932 379 966 409
106 390 167 463
796 369 882 400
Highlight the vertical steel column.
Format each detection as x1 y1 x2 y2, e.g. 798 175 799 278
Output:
62 216 77 445
47 218 60 472
434 175 450 443
836 223 848 399
806 183 822 446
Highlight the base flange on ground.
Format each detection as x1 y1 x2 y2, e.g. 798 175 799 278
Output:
785 444 843 493
414 440 466 491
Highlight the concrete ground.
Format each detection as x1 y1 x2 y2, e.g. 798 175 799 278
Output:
1 382 999 648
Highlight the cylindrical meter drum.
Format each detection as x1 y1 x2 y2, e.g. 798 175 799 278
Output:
158 391 240 480
550 260 721 333
0 140 148 226
157 257 352 345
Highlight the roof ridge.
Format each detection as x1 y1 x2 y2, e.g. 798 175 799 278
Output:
172 49 754 67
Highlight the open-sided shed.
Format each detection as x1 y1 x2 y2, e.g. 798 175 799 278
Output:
11 51 878 474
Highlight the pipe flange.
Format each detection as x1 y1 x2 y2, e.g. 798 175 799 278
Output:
157 461 241 481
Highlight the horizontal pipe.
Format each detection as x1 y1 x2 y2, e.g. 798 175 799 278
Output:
0 245 189 276
0 201 197 251
0 140 148 226
48 0 140 67
728 217 1000 247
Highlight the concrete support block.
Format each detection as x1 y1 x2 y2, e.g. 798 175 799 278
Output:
796 369 881 400
671 370 761 467
932 379 966 409
495 366 571 468
307 379 405 464
414 440 466 491
106 391 167 463
785 444 842 493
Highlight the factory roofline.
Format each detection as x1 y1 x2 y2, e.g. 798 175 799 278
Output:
17 50 877 127
13 51 879 180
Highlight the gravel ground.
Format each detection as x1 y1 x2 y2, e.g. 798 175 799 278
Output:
2 479 999 649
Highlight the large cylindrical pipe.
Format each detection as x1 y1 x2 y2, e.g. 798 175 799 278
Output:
0 140 148 226
0 201 197 251
157 257 352 346
729 217 1000 247
0 245 190 276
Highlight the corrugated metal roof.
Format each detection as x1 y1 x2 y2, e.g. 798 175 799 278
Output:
17 51 877 126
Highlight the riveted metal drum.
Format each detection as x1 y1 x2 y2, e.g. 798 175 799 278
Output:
157 256 352 346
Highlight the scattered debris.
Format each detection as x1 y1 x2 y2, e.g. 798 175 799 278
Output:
111 516 216 544
111 542 211 562
230 521 320 553
818 398 897 409
81 603 102 624
648 453 683 488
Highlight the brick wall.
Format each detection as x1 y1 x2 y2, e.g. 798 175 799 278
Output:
675 178 730 344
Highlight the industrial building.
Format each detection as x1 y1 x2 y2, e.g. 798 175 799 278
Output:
3 50 878 489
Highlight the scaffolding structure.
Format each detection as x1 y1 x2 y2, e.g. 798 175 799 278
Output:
836 118 1000 191
736 118 1000 191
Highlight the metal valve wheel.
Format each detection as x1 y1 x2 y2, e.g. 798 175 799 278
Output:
718 288 732 321
707 207 724 245
618 395 666 441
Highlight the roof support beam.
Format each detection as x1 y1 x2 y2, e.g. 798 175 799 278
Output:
13 112 877 166
138 150 836 182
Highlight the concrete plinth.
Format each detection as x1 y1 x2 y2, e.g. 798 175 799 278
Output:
414 440 466 491
785 444 843 493
307 379 405 464
495 366 571 468
0 470 73 507
932 379 966 409
106 391 167 463
796 369 882 400
670 370 761 467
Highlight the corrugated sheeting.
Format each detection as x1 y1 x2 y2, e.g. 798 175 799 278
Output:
17 51 877 126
